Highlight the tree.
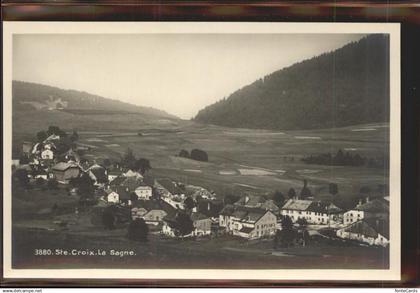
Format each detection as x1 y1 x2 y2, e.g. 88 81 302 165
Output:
281 215 293 231
300 179 312 199
174 213 194 237
69 130 79 142
70 173 94 197
102 207 116 230
47 126 67 137
224 194 240 205
281 216 295 248
360 186 371 194
127 218 149 242
296 217 308 228
36 130 48 142
190 149 208 162
121 148 136 169
179 149 190 158
46 178 59 190
273 190 285 207
184 197 195 210
134 158 152 175
329 183 338 196
102 158 112 168
35 177 46 187
287 188 296 199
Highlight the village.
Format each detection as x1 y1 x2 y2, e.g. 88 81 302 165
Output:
12 126 390 252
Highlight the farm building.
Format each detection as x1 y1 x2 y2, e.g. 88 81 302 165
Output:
234 195 280 214
336 218 389 247
52 162 80 184
41 149 54 160
343 198 389 225
134 185 153 200
156 178 185 198
219 205 277 239
123 169 143 179
191 212 212 236
131 200 176 225
280 199 330 225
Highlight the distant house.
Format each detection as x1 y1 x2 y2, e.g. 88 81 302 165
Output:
132 200 176 225
343 198 389 225
336 218 389 247
41 149 54 160
123 169 144 180
135 185 153 200
88 164 108 186
191 212 212 236
327 203 344 224
219 205 277 239
64 149 80 162
104 189 120 204
234 195 280 214
280 199 330 225
157 178 185 198
52 162 80 184
107 169 121 182
162 217 178 237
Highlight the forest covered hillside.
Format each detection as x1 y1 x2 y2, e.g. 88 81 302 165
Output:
194 35 390 130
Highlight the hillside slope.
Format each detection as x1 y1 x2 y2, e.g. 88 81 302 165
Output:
194 35 390 130
12 81 177 119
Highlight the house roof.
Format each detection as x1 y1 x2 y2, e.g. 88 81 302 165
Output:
124 169 143 179
109 176 126 186
234 195 266 207
121 176 144 192
343 218 389 239
239 226 254 234
52 162 79 171
307 201 329 213
327 203 343 214
191 212 210 222
220 204 236 216
354 198 389 213
158 178 184 195
115 186 132 200
281 199 313 211
132 200 177 217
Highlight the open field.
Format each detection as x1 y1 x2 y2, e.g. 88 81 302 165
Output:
13 115 389 208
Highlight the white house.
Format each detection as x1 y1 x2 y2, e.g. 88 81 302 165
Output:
105 190 119 203
336 218 389 247
343 198 389 225
41 149 54 160
280 199 330 225
219 205 277 239
135 185 153 200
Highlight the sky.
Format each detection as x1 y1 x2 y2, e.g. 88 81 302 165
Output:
13 33 365 119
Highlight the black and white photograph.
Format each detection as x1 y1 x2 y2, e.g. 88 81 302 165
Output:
2 22 400 280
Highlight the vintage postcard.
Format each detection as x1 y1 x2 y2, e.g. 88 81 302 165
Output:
2 22 400 281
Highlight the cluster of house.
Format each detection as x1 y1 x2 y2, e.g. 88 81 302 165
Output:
14 136 390 247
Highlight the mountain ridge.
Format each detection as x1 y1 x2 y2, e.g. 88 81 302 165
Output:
193 34 390 130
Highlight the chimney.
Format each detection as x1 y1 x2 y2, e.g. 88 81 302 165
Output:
245 195 249 204
358 199 362 206
366 196 370 203
207 202 211 211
